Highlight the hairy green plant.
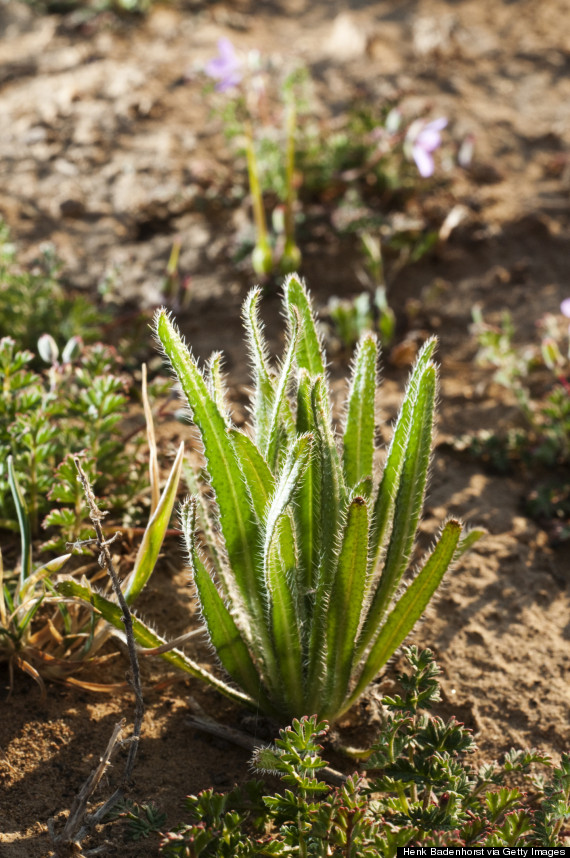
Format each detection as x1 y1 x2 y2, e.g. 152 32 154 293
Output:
64 274 482 722
158 648 570 855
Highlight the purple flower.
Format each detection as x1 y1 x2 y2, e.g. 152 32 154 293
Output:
409 117 447 178
561 298 570 319
205 38 242 92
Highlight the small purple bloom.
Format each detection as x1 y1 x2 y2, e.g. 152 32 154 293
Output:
561 298 570 319
205 38 242 92
409 117 447 178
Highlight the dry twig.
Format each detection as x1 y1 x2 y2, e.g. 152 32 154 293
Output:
48 458 145 857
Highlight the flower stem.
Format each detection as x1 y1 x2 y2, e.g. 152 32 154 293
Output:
245 121 272 275
281 97 301 273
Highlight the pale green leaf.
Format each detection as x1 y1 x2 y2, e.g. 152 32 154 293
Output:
324 496 369 718
123 442 184 605
343 333 378 489
242 288 276 450
368 337 437 575
358 363 437 656
56 578 257 709
345 519 462 712
180 499 269 705
265 515 304 715
155 311 262 617
284 274 326 376
8 456 31 587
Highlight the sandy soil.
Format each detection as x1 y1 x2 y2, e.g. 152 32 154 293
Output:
0 1 569 855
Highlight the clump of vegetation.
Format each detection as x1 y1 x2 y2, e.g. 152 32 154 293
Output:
0 335 147 548
63 274 483 724
324 232 396 352
464 305 570 540
112 648 569 853
201 41 450 277
0 223 106 354
1 431 184 694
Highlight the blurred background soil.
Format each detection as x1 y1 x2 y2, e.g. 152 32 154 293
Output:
0 0 569 855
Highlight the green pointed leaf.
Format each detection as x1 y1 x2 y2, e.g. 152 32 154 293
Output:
368 337 437 575
346 519 462 712
230 428 275 522
205 351 231 424
324 496 369 717
343 333 378 489
455 527 486 558
265 514 304 715
56 578 257 710
262 434 311 694
16 594 45 637
182 460 227 584
294 370 321 592
180 499 269 704
358 363 437 656
263 434 312 566
284 274 325 376
265 309 298 471
351 476 373 499
20 552 72 602
242 288 276 451
155 310 262 616
311 377 347 578
123 442 184 605
308 376 347 692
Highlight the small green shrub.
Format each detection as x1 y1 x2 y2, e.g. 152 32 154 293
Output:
157 648 570 855
0 336 147 545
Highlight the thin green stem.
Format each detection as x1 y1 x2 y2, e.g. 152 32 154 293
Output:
283 98 299 260
245 121 272 274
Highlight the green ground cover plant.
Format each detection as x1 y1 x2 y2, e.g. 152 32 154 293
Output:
1 436 184 693
464 304 570 540
61 274 483 724
0 335 148 547
121 648 568 854
324 232 396 352
0 222 106 354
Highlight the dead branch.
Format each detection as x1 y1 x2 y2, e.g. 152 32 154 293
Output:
48 458 145 856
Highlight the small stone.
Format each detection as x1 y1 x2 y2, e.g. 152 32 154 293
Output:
59 198 85 218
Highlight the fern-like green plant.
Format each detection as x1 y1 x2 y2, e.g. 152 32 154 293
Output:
64 274 482 723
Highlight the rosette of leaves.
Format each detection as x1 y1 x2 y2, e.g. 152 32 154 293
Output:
159 274 482 722
67 275 482 722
